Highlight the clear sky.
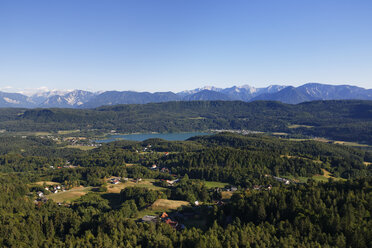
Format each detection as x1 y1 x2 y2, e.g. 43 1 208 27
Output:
1 0 371 92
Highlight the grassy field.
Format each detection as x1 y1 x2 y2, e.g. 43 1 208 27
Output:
272 132 289 136
150 199 190 211
280 155 322 164
364 162 371 166
221 191 234 200
58 130 80 135
64 145 97 151
106 178 165 193
33 181 60 186
135 199 190 221
204 181 228 189
286 169 345 183
13 131 53 136
46 186 92 203
125 163 138 167
333 141 370 147
288 124 314 129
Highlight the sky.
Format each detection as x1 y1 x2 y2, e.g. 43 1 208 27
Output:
0 0 371 92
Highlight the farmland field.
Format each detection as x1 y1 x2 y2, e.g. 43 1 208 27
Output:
204 181 228 189
46 186 92 203
150 199 190 211
288 124 314 129
64 145 97 150
106 178 165 193
33 181 60 186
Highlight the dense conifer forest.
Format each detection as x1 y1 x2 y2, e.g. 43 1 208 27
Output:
0 131 371 247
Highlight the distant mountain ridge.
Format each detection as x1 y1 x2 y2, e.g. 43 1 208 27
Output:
0 83 371 108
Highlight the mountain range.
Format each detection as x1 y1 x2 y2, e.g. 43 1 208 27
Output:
0 83 371 108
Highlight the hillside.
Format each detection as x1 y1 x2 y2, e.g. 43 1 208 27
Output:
0 100 371 144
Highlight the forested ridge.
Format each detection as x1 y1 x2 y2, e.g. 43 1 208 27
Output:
0 133 371 247
0 100 371 144
0 173 370 247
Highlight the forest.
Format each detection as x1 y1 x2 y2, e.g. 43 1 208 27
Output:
0 100 371 144
0 132 371 247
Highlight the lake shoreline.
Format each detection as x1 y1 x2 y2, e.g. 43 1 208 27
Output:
95 131 212 143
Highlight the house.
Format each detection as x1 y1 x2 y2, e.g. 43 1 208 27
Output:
151 164 157 169
253 185 261 190
161 212 168 219
225 186 238 192
111 179 119 184
166 179 179 186
165 218 178 228
160 212 179 229
273 176 291 185
141 215 157 223
37 191 44 197
230 186 238 192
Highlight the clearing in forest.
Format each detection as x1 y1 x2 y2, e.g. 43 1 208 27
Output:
221 191 234 200
333 140 370 147
204 181 228 188
58 130 80 135
280 155 322 164
106 178 165 193
46 186 92 203
288 124 314 129
33 181 60 186
64 145 96 150
150 199 190 211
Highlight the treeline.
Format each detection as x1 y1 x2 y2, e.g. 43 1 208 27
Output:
216 179 372 247
0 174 370 247
0 133 371 187
0 100 371 143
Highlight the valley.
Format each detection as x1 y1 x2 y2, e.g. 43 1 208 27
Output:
0 101 371 247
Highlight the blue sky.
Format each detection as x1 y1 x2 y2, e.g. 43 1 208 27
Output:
0 0 371 92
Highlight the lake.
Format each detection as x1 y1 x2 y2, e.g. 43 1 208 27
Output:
95 132 211 143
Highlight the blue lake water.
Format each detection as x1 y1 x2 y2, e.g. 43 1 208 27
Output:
95 132 211 143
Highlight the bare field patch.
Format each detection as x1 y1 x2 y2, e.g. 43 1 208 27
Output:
125 163 137 167
150 199 190 211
